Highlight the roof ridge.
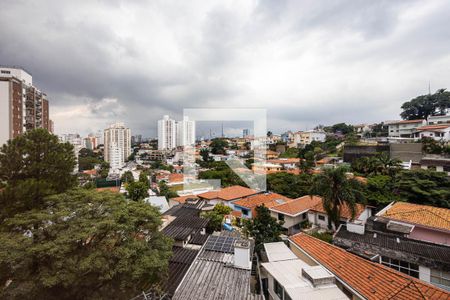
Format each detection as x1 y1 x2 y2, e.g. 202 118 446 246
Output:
386 280 426 300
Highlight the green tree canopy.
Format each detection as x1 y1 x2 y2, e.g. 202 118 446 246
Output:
121 171 135 183
210 138 228 155
400 89 450 120
126 181 149 201
310 167 365 229
0 129 77 219
0 189 172 300
242 205 284 251
200 148 210 162
394 169 450 208
267 172 312 198
203 203 232 232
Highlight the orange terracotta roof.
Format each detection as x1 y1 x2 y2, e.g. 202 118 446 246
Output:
416 124 450 131
388 119 425 124
267 158 300 164
168 173 184 183
270 195 323 216
96 186 120 193
289 233 450 300
233 193 293 209
379 202 450 231
83 169 97 176
198 185 259 201
170 194 198 204
310 201 366 220
231 210 242 218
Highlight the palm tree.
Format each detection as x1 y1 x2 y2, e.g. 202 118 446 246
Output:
376 153 402 176
310 167 365 229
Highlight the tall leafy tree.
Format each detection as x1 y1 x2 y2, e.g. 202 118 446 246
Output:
0 129 76 219
203 203 231 232
200 148 210 162
121 171 135 183
210 138 228 155
310 167 364 229
400 89 450 120
267 172 312 198
126 181 149 201
0 189 172 300
242 205 284 251
394 170 450 208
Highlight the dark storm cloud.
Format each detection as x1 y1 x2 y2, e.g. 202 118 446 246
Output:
1 0 450 137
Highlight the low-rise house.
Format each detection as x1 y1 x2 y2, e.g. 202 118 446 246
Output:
299 130 326 144
420 155 450 174
387 119 425 138
270 195 372 233
334 216 450 291
267 158 300 169
289 233 450 299
233 192 293 219
266 150 280 159
252 162 283 174
198 185 260 207
261 242 347 300
376 202 450 246
172 233 262 299
428 114 450 125
270 196 323 235
414 124 450 141
161 200 210 247
168 194 199 207
308 200 372 231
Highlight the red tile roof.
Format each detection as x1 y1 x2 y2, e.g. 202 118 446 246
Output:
270 195 322 216
233 193 293 217
290 233 450 300
83 169 97 176
379 202 450 231
416 124 450 131
267 158 300 164
198 185 259 201
170 194 198 204
388 119 425 124
310 201 366 220
168 173 184 184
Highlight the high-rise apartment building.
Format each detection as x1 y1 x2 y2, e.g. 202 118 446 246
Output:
0 66 51 146
176 116 195 147
158 115 195 150
104 122 131 170
158 115 176 150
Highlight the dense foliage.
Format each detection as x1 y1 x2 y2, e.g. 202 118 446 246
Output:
198 161 247 187
126 181 149 201
209 138 228 155
0 129 173 299
267 172 312 198
203 203 232 232
400 89 450 120
0 129 77 220
0 189 172 300
242 205 284 251
310 167 364 229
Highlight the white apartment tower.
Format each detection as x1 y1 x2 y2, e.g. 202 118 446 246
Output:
158 115 176 150
104 122 131 170
0 67 52 146
176 116 196 147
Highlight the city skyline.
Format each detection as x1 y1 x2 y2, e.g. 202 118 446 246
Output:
1 1 450 137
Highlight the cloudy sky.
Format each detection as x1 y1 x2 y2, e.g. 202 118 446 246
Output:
1 0 450 138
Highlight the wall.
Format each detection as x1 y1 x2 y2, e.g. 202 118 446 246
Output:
408 226 450 246
0 81 9 146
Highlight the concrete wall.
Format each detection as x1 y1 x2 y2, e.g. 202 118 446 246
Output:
0 81 9 146
409 226 450 246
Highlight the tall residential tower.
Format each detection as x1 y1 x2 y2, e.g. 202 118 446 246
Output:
0 67 52 146
104 122 131 170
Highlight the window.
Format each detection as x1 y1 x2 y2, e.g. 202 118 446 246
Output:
278 213 285 221
302 212 307 219
380 256 419 278
242 209 249 216
318 215 325 221
1 70 11 74
274 278 283 299
431 269 450 288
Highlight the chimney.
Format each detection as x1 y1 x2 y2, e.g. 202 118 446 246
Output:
234 240 251 270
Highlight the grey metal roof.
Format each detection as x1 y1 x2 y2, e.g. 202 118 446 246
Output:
172 236 263 300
